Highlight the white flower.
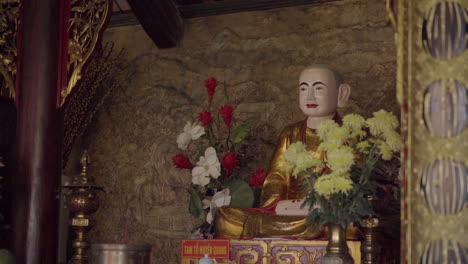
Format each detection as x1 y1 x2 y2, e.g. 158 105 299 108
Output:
202 189 231 224
191 147 221 186
177 121 205 150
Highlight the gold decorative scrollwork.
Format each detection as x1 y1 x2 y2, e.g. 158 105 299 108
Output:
275 248 303 264
64 0 111 106
186 239 358 264
235 247 259 264
386 0 398 31
0 0 20 99
307 250 324 263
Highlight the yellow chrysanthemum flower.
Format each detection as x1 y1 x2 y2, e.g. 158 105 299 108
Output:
379 141 392 160
318 141 341 152
366 110 399 137
349 128 367 140
327 147 355 174
326 126 350 145
314 173 353 196
356 140 371 154
373 109 399 130
383 130 402 152
343 114 366 130
284 142 323 177
317 120 340 140
284 142 307 164
292 153 323 177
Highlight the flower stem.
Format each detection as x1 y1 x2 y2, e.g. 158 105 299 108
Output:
216 178 225 189
226 126 231 151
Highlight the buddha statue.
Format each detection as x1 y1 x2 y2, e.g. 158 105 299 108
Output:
214 65 355 239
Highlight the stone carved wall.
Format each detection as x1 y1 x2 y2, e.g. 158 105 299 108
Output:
81 0 397 262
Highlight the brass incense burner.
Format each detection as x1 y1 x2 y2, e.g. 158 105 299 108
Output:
63 151 106 264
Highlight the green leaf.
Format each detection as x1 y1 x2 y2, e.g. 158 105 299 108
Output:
225 179 254 208
231 121 253 143
188 185 206 219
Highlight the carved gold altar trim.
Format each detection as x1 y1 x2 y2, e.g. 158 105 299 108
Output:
398 0 468 263
0 0 20 99
182 239 361 264
64 0 111 106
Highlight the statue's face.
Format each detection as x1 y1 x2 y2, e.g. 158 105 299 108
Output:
298 68 339 118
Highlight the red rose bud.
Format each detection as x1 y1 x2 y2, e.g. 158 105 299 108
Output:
199 110 213 127
221 152 239 179
249 168 267 186
205 77 218 103
172 154 194 169
219 104 234 127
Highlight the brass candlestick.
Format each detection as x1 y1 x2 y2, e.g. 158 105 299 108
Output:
360 195 381 264
63 151 105 264
361 218 380 264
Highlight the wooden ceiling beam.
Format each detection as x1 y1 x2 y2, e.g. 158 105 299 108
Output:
127 0 183 48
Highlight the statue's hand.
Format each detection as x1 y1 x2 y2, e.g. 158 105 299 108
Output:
275 199 308 216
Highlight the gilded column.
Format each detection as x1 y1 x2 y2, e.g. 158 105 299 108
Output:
397 0 468 263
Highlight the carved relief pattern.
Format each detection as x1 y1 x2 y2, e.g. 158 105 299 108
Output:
64 0 111 105
0 0 19 99
209 239 360 264
398 0 468 263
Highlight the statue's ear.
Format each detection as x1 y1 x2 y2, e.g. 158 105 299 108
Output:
337 83 351 108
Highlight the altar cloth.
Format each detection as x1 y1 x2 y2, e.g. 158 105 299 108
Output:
181 238 361 264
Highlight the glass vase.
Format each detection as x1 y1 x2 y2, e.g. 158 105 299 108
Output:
321 222 354 264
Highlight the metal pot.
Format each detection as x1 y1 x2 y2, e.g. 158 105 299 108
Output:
91 243 151 264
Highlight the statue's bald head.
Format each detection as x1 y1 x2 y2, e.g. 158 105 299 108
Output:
303 64 342 87
298 64 351 123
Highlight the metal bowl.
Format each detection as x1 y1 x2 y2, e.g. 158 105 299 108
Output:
91 243 152 264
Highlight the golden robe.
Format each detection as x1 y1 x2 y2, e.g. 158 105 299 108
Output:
215 120 323 239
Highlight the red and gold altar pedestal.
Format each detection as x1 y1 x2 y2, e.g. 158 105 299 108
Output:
181 238 361 264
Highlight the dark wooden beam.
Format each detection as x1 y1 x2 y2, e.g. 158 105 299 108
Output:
109 11 139 27
178 0 342 18
127 0 183 48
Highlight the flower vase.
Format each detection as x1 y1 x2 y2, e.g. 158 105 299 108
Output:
321 223 354 264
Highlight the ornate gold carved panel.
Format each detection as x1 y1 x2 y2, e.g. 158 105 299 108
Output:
64 0 111 106
0 0 20 99
211 239 360 264
0 0 111 106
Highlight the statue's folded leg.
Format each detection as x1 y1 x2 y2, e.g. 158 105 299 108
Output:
214 207 250 239
215 207 358 240
242 214 321 238
215 207 321 239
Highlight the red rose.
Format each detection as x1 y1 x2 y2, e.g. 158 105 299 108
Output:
219 104 233 127
199 110 213 127
205 77 218 103
221 152 238 179
172 154 194 169
249 168 267 186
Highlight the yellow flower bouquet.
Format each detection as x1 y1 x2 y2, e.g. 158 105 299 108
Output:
284 110 401 228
